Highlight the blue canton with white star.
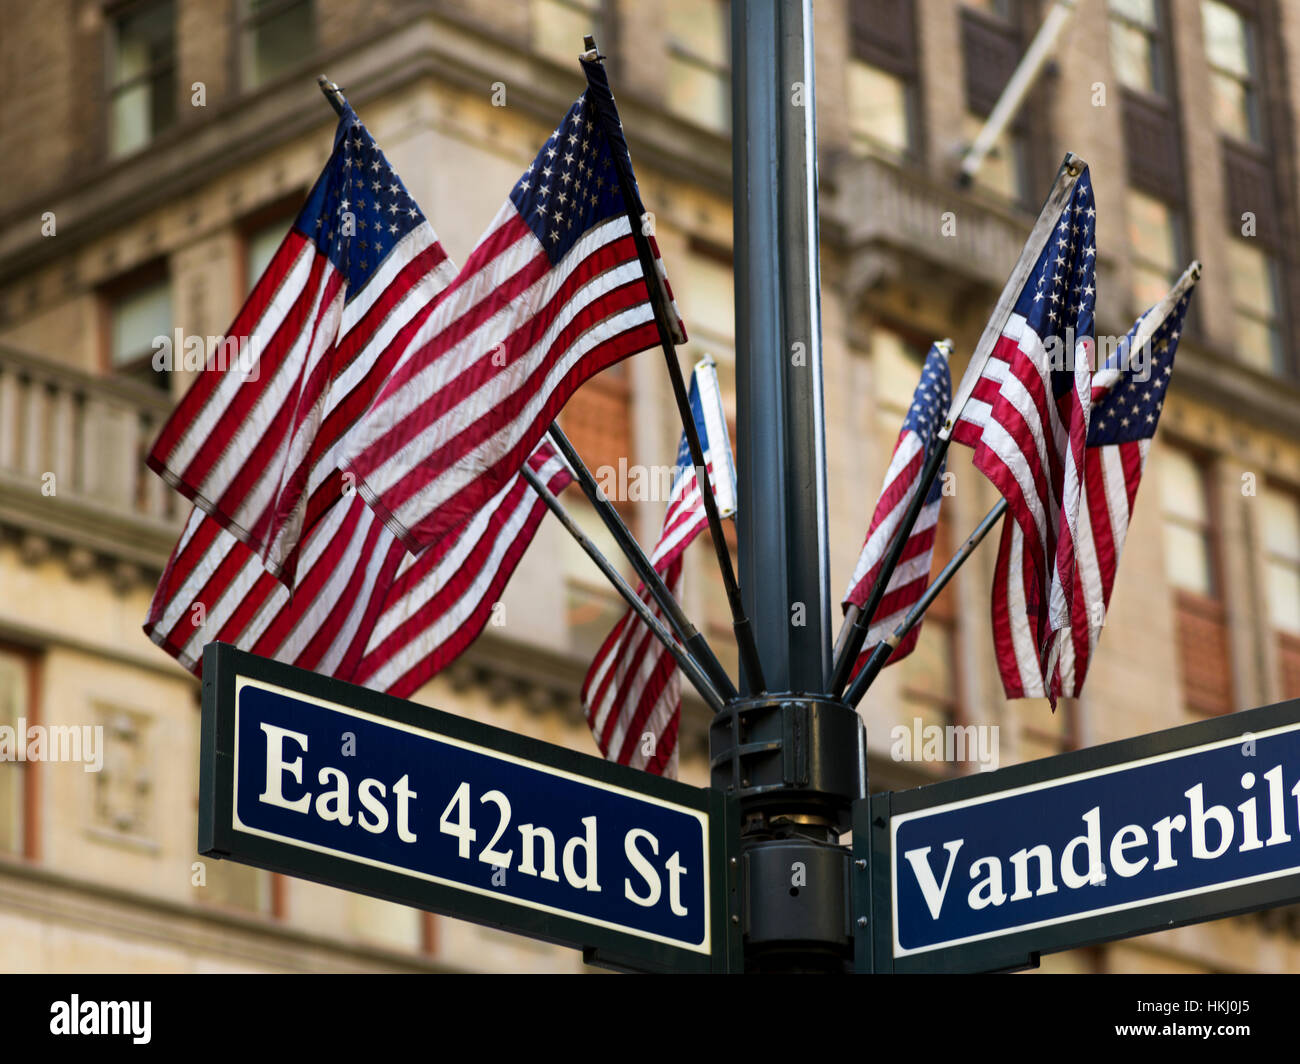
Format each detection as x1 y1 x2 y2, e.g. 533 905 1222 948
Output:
1013 168 1098 400
907 343 953 504
1088 293 1190 446
294 106 426 303
510 60 640 266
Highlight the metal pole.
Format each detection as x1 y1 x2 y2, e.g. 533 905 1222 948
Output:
520 464 726 715
828 153 1085 699
581 39 768 695
713 0 863 973
845 499 1007 708
546 424 738 700
316 75 729 713
732 0 831 695
959 0 1078 186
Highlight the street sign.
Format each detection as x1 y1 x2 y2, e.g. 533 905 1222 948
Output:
857 697 1300 973
199 643 740 973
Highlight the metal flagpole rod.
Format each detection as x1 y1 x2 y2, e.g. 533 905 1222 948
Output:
845 499 1007 709
828 152 1086 700
546 423 738 700
714 0 866 973
520 463 726 715
959 0 1078 186
581 36 767 696
842 259 1205 710
315 75 729 712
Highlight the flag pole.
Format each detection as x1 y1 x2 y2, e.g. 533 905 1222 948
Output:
580 36 768 695
831 338 953 665
844 500 1007 709
546 423 739 700
520 463 726 715
958 0 1078 187
314 76 732 711
827 152 1086 700
841 261 1203 709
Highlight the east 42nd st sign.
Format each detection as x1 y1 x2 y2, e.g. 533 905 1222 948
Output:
199 643 740 973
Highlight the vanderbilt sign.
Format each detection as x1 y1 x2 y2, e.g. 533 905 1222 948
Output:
858 697 1300 973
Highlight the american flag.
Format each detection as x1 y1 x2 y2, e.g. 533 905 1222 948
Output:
951 167 1097 706
147 105 456 586
580 360 735 778
338 57 684 556
842 342 951 674
997 268 1197 699
144 104 572 692
144 440 570 684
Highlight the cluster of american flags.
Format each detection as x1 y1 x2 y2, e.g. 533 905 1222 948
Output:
848 162 1198 710
144 52 1197 782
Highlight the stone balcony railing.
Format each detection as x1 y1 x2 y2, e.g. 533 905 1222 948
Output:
823 152 1124 333
0 342 183 578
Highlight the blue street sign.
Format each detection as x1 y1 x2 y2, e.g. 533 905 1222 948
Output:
857 698 1300 973
200 644 740 972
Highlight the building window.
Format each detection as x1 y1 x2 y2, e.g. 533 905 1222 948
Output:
962 111 1027 202
962 0 1014 18
665 0 730 133
1228 239 1284 374
1201 0 1262 144
1261 487 1300 697
849 61 914 159
850 1 921 161
1160 447 1233 714
1108 0 1165 97
1127 190 1182 310
961 1 1038 205
533 0 604 67
245 222 287 295
241 0 315 90
108 0 177 158
0 648 36 859
105 267 172 391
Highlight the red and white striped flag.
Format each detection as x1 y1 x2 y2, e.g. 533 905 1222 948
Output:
951 166 1097 706
580 359 735 778
144 104 573 693
995 268 1198 699
146 104 456 585
842 342 951 675
145 442 570 686
338 57 684 557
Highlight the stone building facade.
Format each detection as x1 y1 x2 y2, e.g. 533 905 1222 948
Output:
0 0 1298 972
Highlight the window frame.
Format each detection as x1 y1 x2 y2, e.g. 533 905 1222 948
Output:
1126 188 1187 312
1261 482 1300 637
1226 237 1285 375
1160 443 1236 714
237 0 317 93
1201 0 1266 146
1107 0 1169 101
105 0 178 158
663 0 731 133
98 259 172 392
